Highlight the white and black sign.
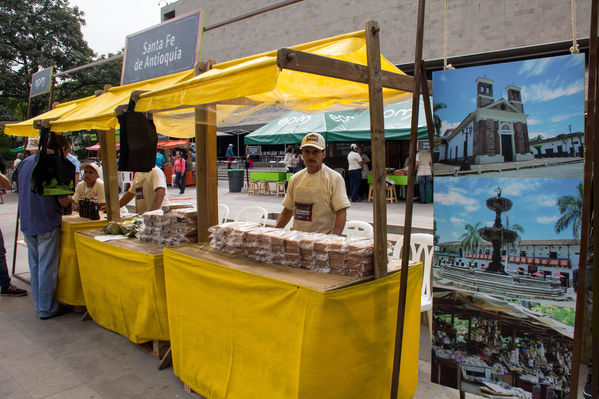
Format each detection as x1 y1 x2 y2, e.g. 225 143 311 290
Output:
30 67 53 98
121 9 204 85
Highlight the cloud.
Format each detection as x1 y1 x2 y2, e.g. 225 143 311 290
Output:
550 112 583 123
450 216 465 225
527 118 542 125
535 193 557 207
451 231 461 239
502 181 535 196
518 58 553 77
441 120 460 135
537 216 558 224
435 191 479 212
528 131 553 139
521 79 584 103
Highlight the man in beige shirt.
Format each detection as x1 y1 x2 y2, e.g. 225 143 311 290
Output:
275 132 350 234
118 166 167 214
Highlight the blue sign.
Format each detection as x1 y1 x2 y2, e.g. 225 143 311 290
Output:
30 67 53 98
121 9 204 85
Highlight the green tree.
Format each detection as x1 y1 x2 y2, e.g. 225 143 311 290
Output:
555 181 583 240
0 0 95 121
433 102 447 136
504 214 524 249
460 222 486 257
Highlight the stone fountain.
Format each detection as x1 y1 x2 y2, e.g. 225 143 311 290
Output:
477 187 518 274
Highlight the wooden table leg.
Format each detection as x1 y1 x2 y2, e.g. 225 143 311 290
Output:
81 311 92 321
158 346 172 370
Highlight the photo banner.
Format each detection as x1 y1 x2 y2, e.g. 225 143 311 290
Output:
121 9 205 85
431 54 585 398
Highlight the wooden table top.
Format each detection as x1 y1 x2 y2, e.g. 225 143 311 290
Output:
168 243 373 292
77 229 164 256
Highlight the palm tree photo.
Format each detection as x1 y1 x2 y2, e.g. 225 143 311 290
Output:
460 222 486 266
555 181 583 241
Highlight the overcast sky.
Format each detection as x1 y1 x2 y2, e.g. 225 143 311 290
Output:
68 0 163 56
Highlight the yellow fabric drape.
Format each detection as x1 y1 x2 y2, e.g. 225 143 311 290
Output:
136 31 410 114
74 233 169 343
3 96 95 137
55 218 110 306
49 69 194 133
164 247 422 399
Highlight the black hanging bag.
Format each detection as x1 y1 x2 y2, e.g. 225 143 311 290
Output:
118 99 158 172
31 129 75 196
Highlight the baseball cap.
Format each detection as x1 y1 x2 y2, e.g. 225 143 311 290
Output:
26 137 39 151
350 143 358 150
82 162 100 176
300 132 325 151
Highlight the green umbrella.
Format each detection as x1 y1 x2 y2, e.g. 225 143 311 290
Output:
10 146 24 153
244 110 359 145
328 100 428 141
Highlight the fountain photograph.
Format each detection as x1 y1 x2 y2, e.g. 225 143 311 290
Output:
431 176 579 397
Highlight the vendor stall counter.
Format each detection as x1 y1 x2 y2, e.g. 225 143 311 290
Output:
164 244 422 399
55 214 112 306
74 229 169 344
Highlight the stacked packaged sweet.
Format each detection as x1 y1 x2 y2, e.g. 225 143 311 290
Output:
208 222 375 277
137 203 198 246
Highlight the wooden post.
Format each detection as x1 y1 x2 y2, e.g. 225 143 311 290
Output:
591 2 599 397
365 21 387 280
390 0 426 397
98 129 120 222
195 105 218 242
418 63 436 155
570 0 597 396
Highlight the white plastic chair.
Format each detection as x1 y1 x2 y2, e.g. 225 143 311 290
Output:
392 233 434 340
342 220 373 239
218 204 230 225
234 206 268 226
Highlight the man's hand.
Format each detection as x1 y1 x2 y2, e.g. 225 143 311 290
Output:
149 187 166 211
275 207 293 229
332 207 348 235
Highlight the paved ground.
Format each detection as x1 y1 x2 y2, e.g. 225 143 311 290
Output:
434 157 583 178
1 178 465 399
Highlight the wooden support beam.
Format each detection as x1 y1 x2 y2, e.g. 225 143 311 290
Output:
277 47 432 93
391 0 427 397
195 105 218 242
98 129 120 222
365 21 387 280
570 0 598 396
418 63 436 153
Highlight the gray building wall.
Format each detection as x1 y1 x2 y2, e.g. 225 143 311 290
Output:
161 0 591 65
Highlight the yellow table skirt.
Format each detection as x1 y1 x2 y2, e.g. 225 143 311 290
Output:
164 247 422 399
55 216 109 306
74 232 169 343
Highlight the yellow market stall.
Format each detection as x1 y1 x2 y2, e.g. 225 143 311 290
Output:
74 229 169 344
129 25 430 399
55 215 113 306
164 245 422 399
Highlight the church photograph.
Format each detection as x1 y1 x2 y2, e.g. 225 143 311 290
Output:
432 54 585 171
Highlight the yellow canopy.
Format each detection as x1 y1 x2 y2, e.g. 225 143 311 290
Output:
136 30 410 116
3 96 95 137
49 69 194 133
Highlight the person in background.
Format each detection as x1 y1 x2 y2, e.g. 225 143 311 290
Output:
283 146 295 173
347 143 363 202
156 150 165 170
0 153 6 175
117 166 167 214
0 172 27 297
18 134 73 319
13 153 23 171
247 153 254 169
226 144 234 168
291 147 303 172
11 153 24 192
415 143 433 204
275 132 350 234
173 151 186 194
63 138 80 186
72 163 105 211
358 146 370 200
